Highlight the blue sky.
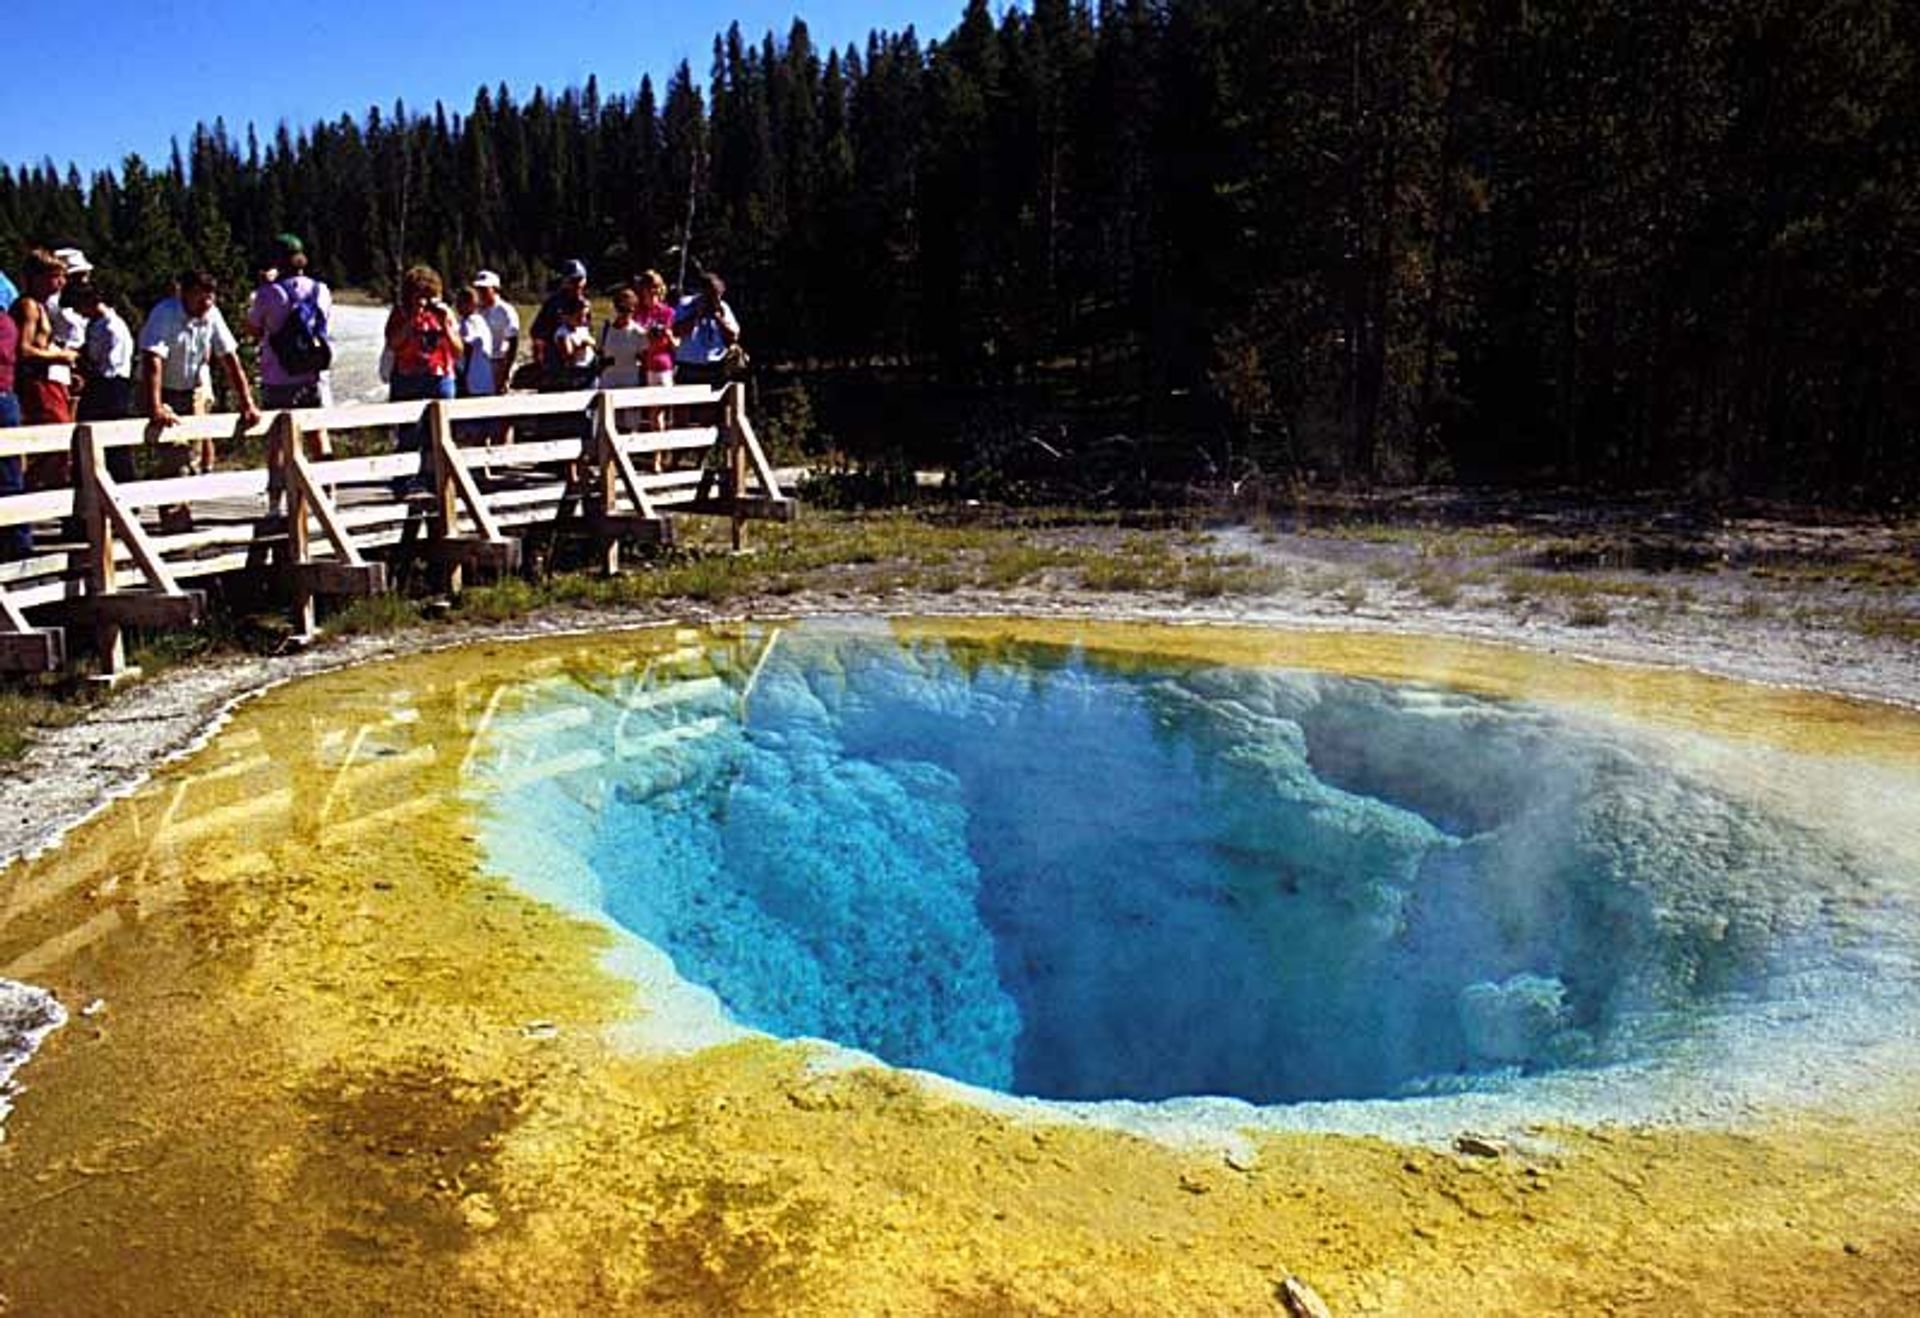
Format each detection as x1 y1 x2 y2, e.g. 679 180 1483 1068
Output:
7 1 963 178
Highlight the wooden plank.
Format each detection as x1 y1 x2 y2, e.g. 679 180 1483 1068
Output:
163 550 266 581
274 400 435 432
0 489 77 528
0 420 141 456
137 414 274 445
335 502 430 532
677 496 799 523
0 581 34 631
423 537 522 570
331 524 410 553
53 590 207 627
435 385 720 421
584 513 675 545
309 452 427 485
0 629 64 672
483 483 570 512
5 579 85 610
1 414 282 458
0 423 85 457
621 426 724 455
0 393 667 458
142 520 274 555
633 469 710 494
0 551 73 585
494 507 571 535
602 383 727 408
460 437 583 467
442 391 594 422
289 561 387 596
115 469 272 509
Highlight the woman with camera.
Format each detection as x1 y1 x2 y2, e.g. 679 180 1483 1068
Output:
384 265 464 482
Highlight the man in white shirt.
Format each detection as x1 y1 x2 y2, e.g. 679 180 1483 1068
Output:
138 269 261 525
48 247 91 359
472 271 518 393
455 286 495 397
672 272 743 386
72 284 137 479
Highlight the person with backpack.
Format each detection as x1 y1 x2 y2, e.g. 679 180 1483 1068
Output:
247 233 334 455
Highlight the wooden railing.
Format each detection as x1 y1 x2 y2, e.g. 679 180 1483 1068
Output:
0 383 792 677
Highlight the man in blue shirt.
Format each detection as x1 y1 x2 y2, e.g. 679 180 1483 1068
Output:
672 272 743 387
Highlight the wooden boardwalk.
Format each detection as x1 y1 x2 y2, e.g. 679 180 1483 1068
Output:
0 383 792 677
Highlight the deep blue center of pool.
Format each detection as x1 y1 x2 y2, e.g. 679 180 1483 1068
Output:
496 630 1852 1105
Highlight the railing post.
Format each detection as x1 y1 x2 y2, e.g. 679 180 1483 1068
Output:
725 384 747 552
273 413 317 638
72 424 128 678
592 391 620 575
428 400 463 595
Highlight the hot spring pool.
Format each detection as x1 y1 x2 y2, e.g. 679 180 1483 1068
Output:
471 620 1920 1131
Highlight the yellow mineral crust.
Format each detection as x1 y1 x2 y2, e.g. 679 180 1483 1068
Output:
1 621 1917 1315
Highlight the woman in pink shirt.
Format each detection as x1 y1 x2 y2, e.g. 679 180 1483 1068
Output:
634 269 679 437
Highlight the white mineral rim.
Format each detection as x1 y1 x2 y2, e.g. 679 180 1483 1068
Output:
0 979 67 1139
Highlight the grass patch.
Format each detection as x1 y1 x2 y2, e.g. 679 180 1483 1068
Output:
0 685 87 764
330 593 426 635
1181 562 1288 599
1848 608 1920 643
981 545 1069 588
1568 601 1611 627
1502 570 1663 605
1079 535 1184 592
1407 568 1463 607
453 577 544 623
1751 551 1920 591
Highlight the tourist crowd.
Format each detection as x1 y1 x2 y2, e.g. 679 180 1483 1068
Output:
0 241 745 556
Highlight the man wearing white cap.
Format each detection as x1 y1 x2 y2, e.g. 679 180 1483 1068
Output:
472 271 519 393
50 249 91 339
44 248 91 403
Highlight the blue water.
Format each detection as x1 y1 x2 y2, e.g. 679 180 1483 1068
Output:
488 628 1871 1105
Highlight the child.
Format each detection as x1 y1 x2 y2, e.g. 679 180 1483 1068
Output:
547 297 597 392
599 288 647 389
